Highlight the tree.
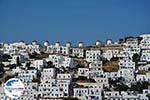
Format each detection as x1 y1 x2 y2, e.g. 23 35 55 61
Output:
130 82 149 93
110 57 119 61
29 51 38 59
132 53 140 68
119 38 124 44
36 70 41 78
137 37 143 43
16 57 21 66
132 53 139 62
46 61 55 68
114 83 129 91
0 63 5 77
0 63 4 72
2 54 11 61
8 64 17 69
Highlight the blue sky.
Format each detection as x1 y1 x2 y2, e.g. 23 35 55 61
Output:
0 0 150 45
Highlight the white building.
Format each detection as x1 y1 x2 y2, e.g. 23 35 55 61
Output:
103 49 120 60
140 34 150 49
57 79 71 97
38 82 64 98
141 49 150 62
143 89 150 94
18 69 37 82
71 47 84 58
136 73 150 82
138 64 150 71
38 79 70 98
57 73 72 80
26 41 42 54
73 84 102 100
119 57 135 70
49 54 76 68
89 61 103 68
30 59 47 70
117 68 135 82
94 77 109 88
105 72 118 79
10 54 26 65
104 91 122 100
41 68 56 83
122 91 148 100
19 49 30 60
104 91 149 100
22 82 39 100
85 49 101 62
46 42 70 55
89 61 104 78
11 41 26 49
122 37 140 59
3 43 19 56
78 68 89 78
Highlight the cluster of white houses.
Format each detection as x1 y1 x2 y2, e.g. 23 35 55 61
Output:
0 34 150 100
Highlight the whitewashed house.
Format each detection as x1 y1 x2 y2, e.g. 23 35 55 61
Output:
78 68 89 78
119 57 135 70
89 61 103 68
138 64 150 71
71 47 85 58
103 49 120 60
38 79 70 98
136 73 150 82
41 68 56 83
143 89 150 94
18 69 37 82
104 91 122 100
57 73 72 80
73 83 102 100
19 49 29 60
117 68 135 82
49 54 76 68
3 43 19 56
26 41 41 54
125 38 140 53
22 82 39 100
76 82 103 90
85 49 101 62
89 61 104 78
10 54 26 65
11 41 27 49
30 59 47 70
140 49 150 62
46 42 70 55
105 72 118 79
12 66 21 74
140 34 150 49
73 87 89 100
122 38 140 59
57 79 71 97
104 91 149 100
38 82 64 98
121 91 148 100
94 77 109 88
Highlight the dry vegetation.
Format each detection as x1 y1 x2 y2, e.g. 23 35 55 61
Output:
73 58 89 68
103 61 119 72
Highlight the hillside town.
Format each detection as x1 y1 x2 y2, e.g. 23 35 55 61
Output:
0 34 150 100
